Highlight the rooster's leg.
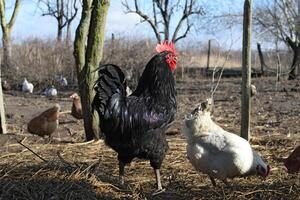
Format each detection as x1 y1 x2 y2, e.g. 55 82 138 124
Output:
119 161 125 185
152 169 166 195
209 176 216 187
154 169 162 190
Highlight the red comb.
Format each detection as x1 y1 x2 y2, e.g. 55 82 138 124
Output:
156 41 177 55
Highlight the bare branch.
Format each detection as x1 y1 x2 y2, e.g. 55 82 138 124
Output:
174 19 192 43
64 0 79 23
254 0 297 43
172 0 203 42
39 0 79 42
286 36 297 50
122 0 203 43
0 0 21 31
7 0 21 30
122 0 161 42
154 0 169 40
152 1 158 28
0 0 7 31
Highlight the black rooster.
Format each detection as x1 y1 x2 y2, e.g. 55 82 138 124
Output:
92 41 177 192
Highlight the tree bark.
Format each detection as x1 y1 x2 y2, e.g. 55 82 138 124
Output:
257 43 266 76
0 0 19 133
241 0 252 141
57 0 64 42
74 0 93 141
65 0 78 45
288 47 300 80
83 0 110 140
74 0 110 141
2 30 11 69
0 0 20 69
66 22 71 45
286 37 300 80
57 24 63 42
288 0 300 80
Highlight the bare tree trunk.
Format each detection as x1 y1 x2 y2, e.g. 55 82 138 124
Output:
2 31 12 69
57 24 63 43
65 0 78 45
288 48 300 80
0 0 21 69
74 0 110 141
83 0 110 140
241 0 252 141
257 43 266 75
288 0 300 80
66 22 71 45
286 37 300 80
57 0 64 43
74 0 93 141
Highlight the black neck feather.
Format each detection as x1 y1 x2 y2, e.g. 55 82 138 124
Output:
132 52 176 105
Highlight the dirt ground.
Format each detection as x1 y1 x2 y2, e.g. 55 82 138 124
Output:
0 77 299 200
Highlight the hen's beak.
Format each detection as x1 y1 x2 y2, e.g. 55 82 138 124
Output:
191 105 201 115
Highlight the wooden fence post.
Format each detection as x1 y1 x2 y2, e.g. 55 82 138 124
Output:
241 0 252 141
206 39 211 75
0 56 7 134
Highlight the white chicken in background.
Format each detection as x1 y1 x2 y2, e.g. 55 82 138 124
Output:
56 75 68 87
21 78 34 93
43 85 57 97
182 98 270 186
2 80 11 91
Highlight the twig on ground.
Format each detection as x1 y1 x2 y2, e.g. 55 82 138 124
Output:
82 160 100 173
14 138 48 163
57 151 80 168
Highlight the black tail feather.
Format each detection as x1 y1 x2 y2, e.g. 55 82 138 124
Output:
92 64 127 116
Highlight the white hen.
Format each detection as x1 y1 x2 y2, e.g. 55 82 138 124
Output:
182 98 270 186
58 75 68 86
21 78 34 93
43 85 57 97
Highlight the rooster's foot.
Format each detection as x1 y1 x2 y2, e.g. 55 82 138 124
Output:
152 188 165 196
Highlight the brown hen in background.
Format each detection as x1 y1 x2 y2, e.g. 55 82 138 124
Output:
284 145 300 174
27 104 60 138
70 93 83 119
